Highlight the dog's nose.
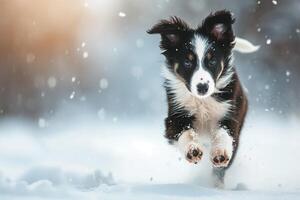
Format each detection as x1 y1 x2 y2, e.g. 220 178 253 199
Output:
197 83 209 95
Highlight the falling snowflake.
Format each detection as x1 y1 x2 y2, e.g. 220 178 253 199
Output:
272 0 278 5
71 77 76 82
112 47 118 54
257 27 261 32
264 85 270 90
38 118 46 128
70 91 75 99
113 117 118 123
296 29 300 33
286 70 290 77
47 77 57 88
83 52 89 59
81 42 86 48
99 78 109 89
97 108 106 120
266 39 271 45
118 12 126 17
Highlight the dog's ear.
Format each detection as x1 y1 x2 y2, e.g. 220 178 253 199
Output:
200 10 235 44
147 17 190 49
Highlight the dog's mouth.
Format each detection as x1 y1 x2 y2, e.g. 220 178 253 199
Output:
192 91 213 99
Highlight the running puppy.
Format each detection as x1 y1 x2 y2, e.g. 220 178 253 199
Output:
148 10 258 187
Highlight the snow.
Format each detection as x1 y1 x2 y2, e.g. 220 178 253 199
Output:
97 108 106 120
266 39 271 45
257 27 261 32
0 113 300 199
264 85 270 90
99 78 109 89
118 12 126 18
83 51 89 59
38 118 46 128
272 0 278 5
47 77 57 88
71 77 76 82
69 91 75 99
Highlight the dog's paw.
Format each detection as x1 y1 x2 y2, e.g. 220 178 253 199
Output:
185 143 203 164
211 148 231 168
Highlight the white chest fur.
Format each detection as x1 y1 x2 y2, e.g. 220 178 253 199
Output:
183 96 231 133
162 67 231 134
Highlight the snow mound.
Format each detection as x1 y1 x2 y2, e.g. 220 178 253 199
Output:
0 113 300 199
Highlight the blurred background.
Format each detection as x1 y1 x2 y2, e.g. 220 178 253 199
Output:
0 0 300 195
0 0 299 123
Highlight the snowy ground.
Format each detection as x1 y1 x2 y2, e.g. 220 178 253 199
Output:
0 112 300 199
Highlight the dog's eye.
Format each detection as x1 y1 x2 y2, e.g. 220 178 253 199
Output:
184 59 193 68
208 58 217 67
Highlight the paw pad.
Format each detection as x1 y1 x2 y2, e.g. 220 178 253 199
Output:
211 149 231 167
186 145 203 164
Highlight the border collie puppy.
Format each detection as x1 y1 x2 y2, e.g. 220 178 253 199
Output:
148 10 258 187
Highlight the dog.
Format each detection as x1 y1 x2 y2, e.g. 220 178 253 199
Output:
148 10 259 187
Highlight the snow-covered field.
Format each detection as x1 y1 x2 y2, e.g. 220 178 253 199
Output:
0 113 300 199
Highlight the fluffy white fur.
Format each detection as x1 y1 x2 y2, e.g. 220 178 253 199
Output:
211 128 234 167
190 36 216 98
194 35 207 65
162 67 232 133
191 68 215 98
177 129 203 163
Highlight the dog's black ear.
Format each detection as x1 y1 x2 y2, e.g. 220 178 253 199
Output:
200 10 235 44
147 17 190 49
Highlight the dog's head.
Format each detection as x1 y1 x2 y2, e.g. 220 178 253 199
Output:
148 10 235 99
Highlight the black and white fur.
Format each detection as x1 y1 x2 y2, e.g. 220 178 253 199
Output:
148 10 258 187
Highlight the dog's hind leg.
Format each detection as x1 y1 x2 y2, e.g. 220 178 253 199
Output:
212 167 226 188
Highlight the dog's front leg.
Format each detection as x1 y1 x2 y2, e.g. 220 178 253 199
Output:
210 128 233 168
177 129 203 164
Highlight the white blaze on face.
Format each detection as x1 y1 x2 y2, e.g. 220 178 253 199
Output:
191 35 215 99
